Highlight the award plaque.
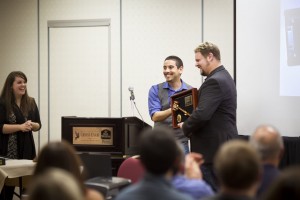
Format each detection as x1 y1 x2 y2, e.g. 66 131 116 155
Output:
171 88 198 128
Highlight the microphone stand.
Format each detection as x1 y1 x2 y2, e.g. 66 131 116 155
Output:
128 88 145 124
130 95 135 116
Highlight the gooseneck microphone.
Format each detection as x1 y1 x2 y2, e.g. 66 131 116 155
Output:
128 86 135 101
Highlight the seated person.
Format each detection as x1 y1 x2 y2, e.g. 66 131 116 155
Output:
34 140 104 200
203 140 262 200
27 168 84 200
115 127 193 200
118 152 214 200
249 125 284 199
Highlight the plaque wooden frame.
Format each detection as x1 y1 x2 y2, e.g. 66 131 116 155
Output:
171 88 198 128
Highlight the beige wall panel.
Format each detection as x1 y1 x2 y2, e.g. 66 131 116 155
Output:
39 0 121 147
0 0 40 150
203 0 234 77
122 0 203 126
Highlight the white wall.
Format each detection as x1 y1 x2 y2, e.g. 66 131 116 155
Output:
0 0 235 151
0 0 40 148
203 0 234 76
122 0 203 126
38 0 121 148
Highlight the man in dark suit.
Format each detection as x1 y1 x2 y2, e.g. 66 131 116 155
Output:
178 41 238 191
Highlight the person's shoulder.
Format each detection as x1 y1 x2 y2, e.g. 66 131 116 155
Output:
181 81 193 89
154 82 166 88
207 69 233 84
27 97 38 107
149 82 166 93
28 96 35 101
114 186 139 200
213 66 232 79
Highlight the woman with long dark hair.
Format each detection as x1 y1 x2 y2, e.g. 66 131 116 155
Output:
0 71 41 199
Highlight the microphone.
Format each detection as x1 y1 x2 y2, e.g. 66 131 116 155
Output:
128 86 144 123
128 86 135 101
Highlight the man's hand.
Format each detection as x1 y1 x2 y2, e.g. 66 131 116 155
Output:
184 152 204 179
178 122 184 129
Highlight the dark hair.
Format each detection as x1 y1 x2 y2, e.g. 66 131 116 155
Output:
164 55 183 69
0 71 34 118
139 127 180 175
214 140 261 190
34 140 85 194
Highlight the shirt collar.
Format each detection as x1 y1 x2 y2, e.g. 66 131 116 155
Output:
207 65 225 78
163 79 188 91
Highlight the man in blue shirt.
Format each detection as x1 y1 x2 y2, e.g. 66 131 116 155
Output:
148 55 192 154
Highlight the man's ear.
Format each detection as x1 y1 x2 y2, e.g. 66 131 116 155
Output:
207 52 214 62
179 66 183 75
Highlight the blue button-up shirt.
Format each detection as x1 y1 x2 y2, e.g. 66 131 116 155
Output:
148 80 190 118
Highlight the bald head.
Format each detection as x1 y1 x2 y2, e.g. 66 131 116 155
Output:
250 125 284 164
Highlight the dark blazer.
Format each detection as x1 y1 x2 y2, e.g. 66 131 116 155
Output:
257 164 280 198
182 66 238 164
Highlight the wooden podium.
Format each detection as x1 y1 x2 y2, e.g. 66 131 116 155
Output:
61 116 151 157
62 116 151 176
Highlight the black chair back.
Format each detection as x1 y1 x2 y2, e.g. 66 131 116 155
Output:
77 152 112 180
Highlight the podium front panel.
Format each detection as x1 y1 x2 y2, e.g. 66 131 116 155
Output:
62 117 151 156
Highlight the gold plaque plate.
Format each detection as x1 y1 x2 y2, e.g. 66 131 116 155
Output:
171 88 198 128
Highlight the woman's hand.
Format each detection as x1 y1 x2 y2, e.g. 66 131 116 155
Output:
20 120 33 132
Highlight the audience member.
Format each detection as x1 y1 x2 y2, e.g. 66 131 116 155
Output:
118 151 214 200
263 166 300 200
26 168 84 200
115 127 193 200
203 140 262 200
172 152 214 199
249 125 284 198
34 140 104 200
